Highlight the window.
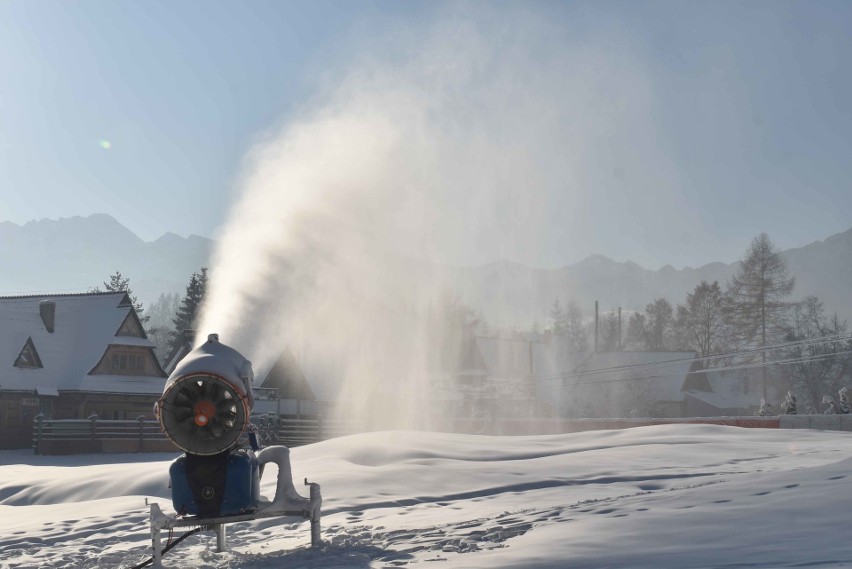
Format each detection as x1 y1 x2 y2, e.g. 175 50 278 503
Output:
90 346 160 377
109 351 145 374
14 337 43 369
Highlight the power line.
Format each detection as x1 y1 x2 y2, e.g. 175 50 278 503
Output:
478 336 852 389
525 333 852 384
475 348 852 390
548 349 852 388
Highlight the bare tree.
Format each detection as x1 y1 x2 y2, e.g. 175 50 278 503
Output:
785 296 849 410
645 298 673 351
625 312 648 351
683 281 730 368
564 301 588 353
728 233 795 399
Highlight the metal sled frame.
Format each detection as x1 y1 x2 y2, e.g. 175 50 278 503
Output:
148 480 322 568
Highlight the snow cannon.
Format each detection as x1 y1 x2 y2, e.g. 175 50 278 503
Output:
155 334 260 517
147 334 322 567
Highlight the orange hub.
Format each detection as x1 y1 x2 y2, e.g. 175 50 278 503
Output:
193 400 217 427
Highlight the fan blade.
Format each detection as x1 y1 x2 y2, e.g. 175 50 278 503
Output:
172 409 194 423
174 387 199 407
210 422 225 438
208 380 223 404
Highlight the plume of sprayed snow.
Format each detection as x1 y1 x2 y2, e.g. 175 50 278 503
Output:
198 10 665 428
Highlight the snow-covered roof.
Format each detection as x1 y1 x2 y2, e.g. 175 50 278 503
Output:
574 351 699 402
683 390 759 412
701 368 764 409
0 292 165 394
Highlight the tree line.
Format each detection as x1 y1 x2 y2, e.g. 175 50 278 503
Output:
547 233 850 411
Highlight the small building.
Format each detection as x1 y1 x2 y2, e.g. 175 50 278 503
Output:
685 368 764 416
163 328 196 375
0 292 167 449
433 334 575 427
253 348 318 417
566 351 710 418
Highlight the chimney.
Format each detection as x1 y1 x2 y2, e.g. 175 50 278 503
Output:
39 301 56 333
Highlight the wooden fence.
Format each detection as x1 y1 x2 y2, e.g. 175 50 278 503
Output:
33 415 175 455
247 414 366 448
32 414 366 455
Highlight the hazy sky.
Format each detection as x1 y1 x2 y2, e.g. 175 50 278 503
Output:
1 0 851 270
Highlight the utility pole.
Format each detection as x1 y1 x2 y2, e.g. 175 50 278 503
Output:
618 307 622 351
594 300 599 353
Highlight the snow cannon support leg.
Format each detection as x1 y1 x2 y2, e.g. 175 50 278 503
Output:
255 446 323 546
149 502 171 568
306 478 322 547
215 523 226 552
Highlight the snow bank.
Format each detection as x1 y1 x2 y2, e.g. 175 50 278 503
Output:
1 425 850 568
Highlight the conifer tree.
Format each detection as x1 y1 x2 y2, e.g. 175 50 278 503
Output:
92 270 148 323
729 233 795 399
755 398 772 416
549 300 566 336
839 387 849 414
168 267 208 352
781 391 797 415
599 308 620 352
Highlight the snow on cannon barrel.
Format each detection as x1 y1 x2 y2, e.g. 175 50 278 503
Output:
147 334 322 568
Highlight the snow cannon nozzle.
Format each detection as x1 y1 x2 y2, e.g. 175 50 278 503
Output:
157 334 255 456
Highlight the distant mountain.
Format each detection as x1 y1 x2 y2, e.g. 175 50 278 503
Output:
0 214 848 325
450 228 852 326
0 214 213 303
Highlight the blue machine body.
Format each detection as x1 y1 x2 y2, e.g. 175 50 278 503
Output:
170 449 261 517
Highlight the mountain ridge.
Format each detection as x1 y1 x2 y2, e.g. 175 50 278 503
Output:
0 214 848 323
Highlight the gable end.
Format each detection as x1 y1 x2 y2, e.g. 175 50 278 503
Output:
14 337 43 369
115 310 147 339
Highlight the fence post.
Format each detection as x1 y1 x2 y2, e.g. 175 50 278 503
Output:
137 415 146 453
33 413 44 455
88 413 98 454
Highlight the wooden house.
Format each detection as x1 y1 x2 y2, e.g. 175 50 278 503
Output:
0 292 167 449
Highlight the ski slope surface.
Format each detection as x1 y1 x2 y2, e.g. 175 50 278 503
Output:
1 424 851 568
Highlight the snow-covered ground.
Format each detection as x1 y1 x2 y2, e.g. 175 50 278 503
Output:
1 425 851 568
